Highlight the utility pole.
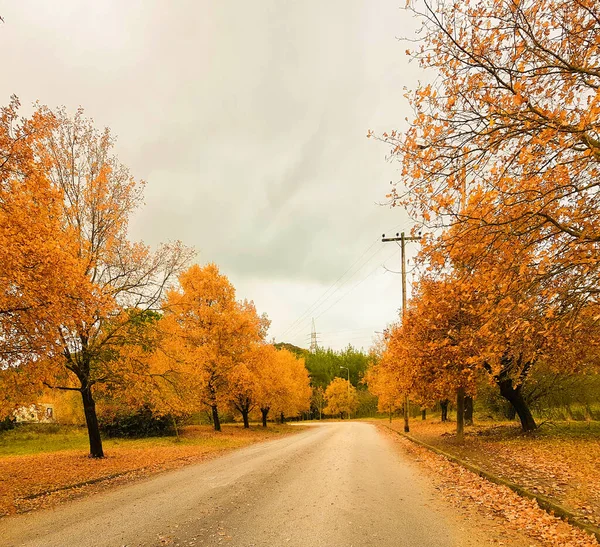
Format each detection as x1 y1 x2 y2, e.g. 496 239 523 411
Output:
310 318 318 353
381 231 422 433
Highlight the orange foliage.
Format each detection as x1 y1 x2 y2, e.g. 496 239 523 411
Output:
160 264 268 429
324 377 359 418
267 348 312 419
0 99 88 415
376 0 600 318
369 0 600 432
0 103 191 456
373 250 599 431
0 99 310 456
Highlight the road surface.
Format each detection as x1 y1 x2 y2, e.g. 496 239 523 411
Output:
0 422 483 546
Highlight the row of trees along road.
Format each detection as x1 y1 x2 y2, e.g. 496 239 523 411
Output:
0 100 311 457
276 344 378 419
367 0 600 435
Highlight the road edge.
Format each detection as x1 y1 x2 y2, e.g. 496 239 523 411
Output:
4 425 307 518
381 423 600 543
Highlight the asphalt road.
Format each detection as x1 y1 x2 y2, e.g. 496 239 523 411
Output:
0 422 481 547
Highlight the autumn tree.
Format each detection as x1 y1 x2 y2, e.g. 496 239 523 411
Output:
34 107 190 457
226 342 284 428
375 0 600 315
227 361 259 428
384 228 600 433
252 344 283 427
0 100 84 368
365 334 407 421
388 275 482 438
270 348 312 422
91 310 190 427
369 1 600 433
162 263 267 432
0 99 95 419
324 377 359 419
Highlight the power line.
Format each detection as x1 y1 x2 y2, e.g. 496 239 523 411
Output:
283 248 387 342
276 222 410 344
277 239 385 340
317 327 378 335
313 248 399 322
286 248 398 346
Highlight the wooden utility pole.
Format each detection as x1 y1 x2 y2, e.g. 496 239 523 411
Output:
382 231 421 433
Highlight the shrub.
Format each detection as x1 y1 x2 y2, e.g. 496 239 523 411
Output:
0 415 16 432
99 406 176 438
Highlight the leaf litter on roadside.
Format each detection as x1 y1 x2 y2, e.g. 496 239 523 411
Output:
380 424 599 547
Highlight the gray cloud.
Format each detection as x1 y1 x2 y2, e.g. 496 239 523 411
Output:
1 0 422 346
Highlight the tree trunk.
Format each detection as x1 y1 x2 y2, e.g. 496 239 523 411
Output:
403 394 410 433
261 407 269 427
506 404 517 420
211 404 221 432
464 396 474 426
171 415 180 441
280 411 285 424
497 377 537 432
440 399 449 422
456 387 465 442
81 386 104 458
421 408 427 421
241 408 250 429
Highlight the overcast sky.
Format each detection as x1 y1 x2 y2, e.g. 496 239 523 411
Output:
1 1 425 350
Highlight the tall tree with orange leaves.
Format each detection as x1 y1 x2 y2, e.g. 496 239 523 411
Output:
268 348 312 423
374 0 600 318
0 100 82 361
0 99 92 417
162 264 268 432
227 360 260 429
31 107 190 457
365 331 408 419
369 0 600 431
377 230 600 432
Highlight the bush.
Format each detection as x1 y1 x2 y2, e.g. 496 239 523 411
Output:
0 415 16 432
99 406 176 438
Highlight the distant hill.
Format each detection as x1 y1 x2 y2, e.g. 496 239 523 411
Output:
273 342 308 358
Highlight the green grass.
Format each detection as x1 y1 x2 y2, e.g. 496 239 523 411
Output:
0 425 91 456
535 420 600 440
0 423 293 457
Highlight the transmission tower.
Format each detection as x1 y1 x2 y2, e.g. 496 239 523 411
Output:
309 318 318 353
